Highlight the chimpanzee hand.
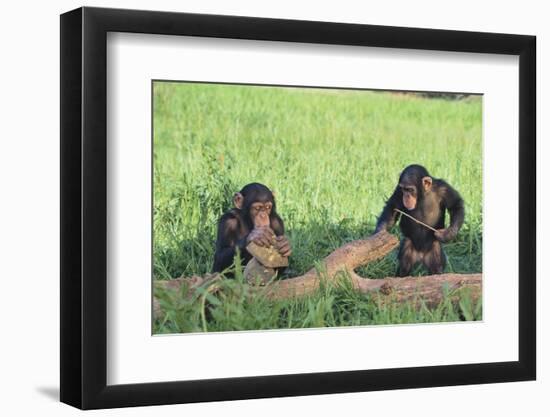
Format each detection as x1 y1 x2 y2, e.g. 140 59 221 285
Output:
274 235 292 257
434 228 455 243
246 227 275 247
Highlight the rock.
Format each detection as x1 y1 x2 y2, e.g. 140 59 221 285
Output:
246 242 289 268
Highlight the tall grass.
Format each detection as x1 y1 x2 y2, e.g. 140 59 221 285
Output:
153 82 482 333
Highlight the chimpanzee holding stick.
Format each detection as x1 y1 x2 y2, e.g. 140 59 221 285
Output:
375 165 465 276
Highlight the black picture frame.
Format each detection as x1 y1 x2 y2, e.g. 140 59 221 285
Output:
60 6 536 410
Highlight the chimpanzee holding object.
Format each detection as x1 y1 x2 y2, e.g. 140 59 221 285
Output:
374 164 465 276
212 183 292 273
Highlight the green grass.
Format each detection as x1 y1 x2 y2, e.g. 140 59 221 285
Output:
153 82 483 333
154 262 482 334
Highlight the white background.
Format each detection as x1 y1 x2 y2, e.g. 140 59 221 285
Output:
108 34 519 384
0 0 546 416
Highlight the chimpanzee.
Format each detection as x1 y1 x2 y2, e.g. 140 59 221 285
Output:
374 164 465 276
212 183 292 273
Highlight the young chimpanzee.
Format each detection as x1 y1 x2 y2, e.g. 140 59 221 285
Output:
374 164 465 276
212 183 292 273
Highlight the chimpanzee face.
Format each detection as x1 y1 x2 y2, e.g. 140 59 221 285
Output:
233 183 276 229
250 201 272 228
399 183 418 210
399 175 432 210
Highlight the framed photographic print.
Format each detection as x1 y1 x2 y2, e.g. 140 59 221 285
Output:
60 6 536 410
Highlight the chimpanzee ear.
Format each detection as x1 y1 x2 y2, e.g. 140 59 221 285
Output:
233 192 244 209
271 190 276 201
422 176 433 191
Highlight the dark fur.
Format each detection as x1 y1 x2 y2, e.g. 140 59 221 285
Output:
212 183 284 273
375 165 465 276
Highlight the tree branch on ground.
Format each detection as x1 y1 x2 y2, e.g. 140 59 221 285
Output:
153 231 482 319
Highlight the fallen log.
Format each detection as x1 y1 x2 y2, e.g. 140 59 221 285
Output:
260 230 400 299
352 272 481 307
153 231 482 318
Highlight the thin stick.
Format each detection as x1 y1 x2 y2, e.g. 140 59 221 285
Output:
393 208 439 233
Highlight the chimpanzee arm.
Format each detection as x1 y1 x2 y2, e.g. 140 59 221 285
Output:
439 180 465 242
212 215 248 273
270 214 285 236
375 187 401 233
270 214 291 264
